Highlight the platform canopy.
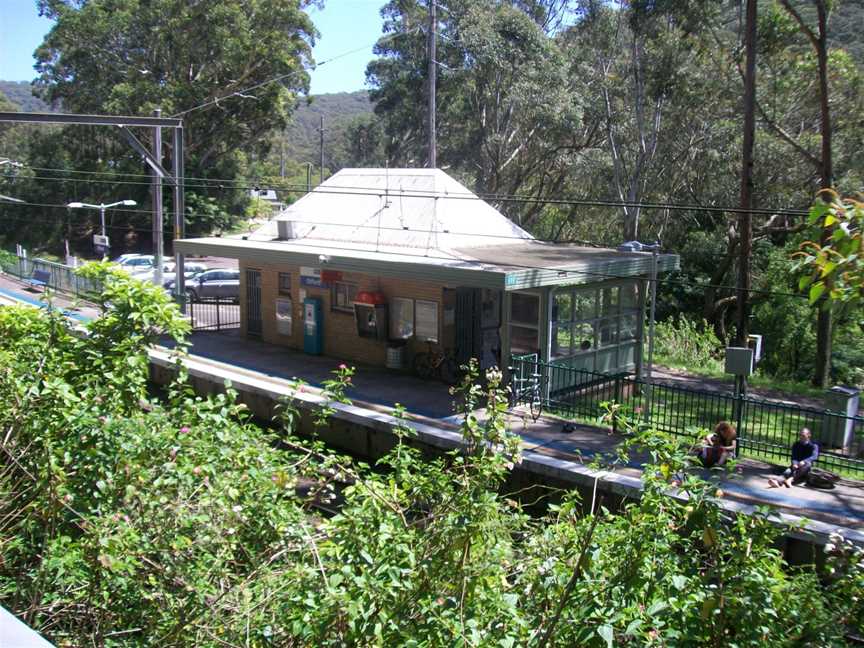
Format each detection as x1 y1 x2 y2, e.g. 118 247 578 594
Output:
176 168 678 289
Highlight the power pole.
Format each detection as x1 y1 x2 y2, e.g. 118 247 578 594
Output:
152 108 164 287
427 0 437 168
319 115 324 185
736 0 757 347
173 125 186 312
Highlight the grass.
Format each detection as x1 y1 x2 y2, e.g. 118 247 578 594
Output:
542 382 864 479
653 355 826 401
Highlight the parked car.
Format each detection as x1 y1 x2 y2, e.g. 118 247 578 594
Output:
112 253 146 264
137 262 208 286
178 269 240 301
116 255 155 273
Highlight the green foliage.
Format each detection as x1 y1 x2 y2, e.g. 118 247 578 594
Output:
1 266 863 645
795 195 864 306
654 316 724 374
184 193 236 236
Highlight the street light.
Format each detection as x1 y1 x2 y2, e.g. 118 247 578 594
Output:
66 199 137 249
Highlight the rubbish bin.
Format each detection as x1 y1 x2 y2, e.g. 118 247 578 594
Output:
823 385 860 449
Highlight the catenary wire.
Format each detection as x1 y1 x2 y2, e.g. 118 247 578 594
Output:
0 171 813 219
183 233 811 300
0 199 811 299
0 196 813 252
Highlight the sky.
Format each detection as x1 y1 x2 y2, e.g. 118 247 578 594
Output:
0 0 385 94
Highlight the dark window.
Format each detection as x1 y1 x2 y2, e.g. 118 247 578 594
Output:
278 272 292 295
331 282 358 313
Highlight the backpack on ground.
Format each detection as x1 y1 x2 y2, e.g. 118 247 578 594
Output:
806 467 840 489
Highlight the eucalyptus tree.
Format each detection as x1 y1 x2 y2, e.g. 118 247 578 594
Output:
363 0 601 227
27 0 319 233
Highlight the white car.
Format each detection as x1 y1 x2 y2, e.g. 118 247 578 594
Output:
117 255 155 273
137 262 208 286
112 253 146 264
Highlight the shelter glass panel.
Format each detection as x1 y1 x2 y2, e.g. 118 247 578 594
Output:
551 325 573 359
573 290 596 320
550 280 641 373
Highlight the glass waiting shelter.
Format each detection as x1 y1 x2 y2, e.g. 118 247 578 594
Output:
505 278 644 376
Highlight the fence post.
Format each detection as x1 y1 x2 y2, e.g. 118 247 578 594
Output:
216 299 221 331
734 375 746 456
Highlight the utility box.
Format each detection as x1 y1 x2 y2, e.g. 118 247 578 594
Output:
823 385 860 449
724 346 754 376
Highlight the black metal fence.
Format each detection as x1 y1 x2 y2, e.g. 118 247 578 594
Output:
510 355 864 477
187 296 240 332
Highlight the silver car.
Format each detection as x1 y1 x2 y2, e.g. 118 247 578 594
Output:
184 269 240 301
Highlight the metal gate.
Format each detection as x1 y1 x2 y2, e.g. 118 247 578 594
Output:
188 297 240 331
246 269 262 336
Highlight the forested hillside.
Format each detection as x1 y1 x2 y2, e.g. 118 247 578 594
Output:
0 81 52 112
278 90 372 168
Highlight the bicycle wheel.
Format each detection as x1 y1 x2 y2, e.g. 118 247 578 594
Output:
413 353 435 380
529 396 543 422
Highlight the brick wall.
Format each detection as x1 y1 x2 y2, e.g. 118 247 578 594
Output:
238 260 448 368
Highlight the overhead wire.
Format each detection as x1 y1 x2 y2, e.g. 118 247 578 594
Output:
0 169 813 219
169 28 419 118
0 194 811 299
171 231 810 300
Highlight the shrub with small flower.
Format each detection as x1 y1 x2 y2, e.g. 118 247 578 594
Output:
0 264 861 646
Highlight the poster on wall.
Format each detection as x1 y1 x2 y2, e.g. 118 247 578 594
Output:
415 300 438 342
275 298 293 336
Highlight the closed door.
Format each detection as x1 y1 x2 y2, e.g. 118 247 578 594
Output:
246 269 262 336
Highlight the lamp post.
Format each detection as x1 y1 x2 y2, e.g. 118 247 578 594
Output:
67 199 137 256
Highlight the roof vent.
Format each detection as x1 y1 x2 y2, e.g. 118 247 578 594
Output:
277 220 296 240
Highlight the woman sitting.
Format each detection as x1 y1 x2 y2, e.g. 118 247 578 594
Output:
695 421 737 469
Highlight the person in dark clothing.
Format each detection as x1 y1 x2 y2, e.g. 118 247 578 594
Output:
768 427 820 488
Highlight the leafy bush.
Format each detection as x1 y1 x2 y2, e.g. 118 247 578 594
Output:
653 316 724 374
0 264 861 646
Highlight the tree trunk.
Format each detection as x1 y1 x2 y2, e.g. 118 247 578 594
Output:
778 0 833 386
736 0 757 347
813 0 833 388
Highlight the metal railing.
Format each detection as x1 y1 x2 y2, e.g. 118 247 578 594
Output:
186 296 241 332
510 355 864 476
1 255 102 298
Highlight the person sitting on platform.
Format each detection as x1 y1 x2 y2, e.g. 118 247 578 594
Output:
768 427 819 488
695 421 737 469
